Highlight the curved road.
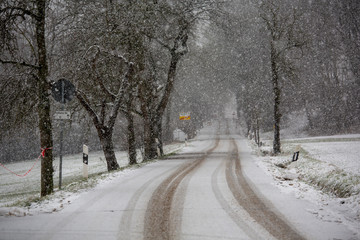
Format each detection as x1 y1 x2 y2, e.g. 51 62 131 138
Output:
0 123 305 240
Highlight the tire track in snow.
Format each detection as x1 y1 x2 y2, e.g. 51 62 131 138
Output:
143 137 220 240
211 148 267 240
226 139 305 240
117 164 182 240
43 166 164 240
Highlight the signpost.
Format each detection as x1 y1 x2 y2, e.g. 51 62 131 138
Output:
51 78 75 104
52 78 75 189
54 111 71 120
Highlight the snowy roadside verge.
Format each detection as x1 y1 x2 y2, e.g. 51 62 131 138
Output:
0 142 185 217
248 135 360 235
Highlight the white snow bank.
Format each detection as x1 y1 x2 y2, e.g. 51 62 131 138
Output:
250 135 360 236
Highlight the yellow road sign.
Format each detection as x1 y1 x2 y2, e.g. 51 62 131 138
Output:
179 115 191 120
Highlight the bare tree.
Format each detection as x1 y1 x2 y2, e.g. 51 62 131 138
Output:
0 0 54 196
138 23 190 160
259 0 306 154
75 46 136 171
136 0 224 160
55 0 141 170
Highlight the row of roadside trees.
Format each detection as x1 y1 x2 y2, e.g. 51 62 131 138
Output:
0 0 224 196
177 0 359 155
214 0 359 153
2 0 358 197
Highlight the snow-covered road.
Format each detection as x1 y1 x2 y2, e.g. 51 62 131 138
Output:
0 123 357 240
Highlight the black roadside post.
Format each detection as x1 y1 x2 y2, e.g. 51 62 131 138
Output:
52 79 75 189
292 151 300 162
83 145 88 179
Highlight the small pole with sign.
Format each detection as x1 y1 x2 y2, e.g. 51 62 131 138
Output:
83 145 88 179
52 78 75 190
59 80 64 189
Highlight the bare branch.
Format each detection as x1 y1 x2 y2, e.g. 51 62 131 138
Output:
0 6 38 20
75 89 101 127
0 59 39 69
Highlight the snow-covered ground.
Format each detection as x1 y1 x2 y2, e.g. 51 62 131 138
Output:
0 143 184 209
295 139 359 175
0 124 359 239
247 133 360 237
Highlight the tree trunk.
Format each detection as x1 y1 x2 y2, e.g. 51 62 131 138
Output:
271 42 281 154
305 101 313 131
156 53 180 117
76 92 121 172
255 118 260 147
253 125 258 145
127 114 137 165
143 52 179 160
143 115 158 161
163 100 172 143
139 81 158 161
151 51 183 158
38 84 54 196
139 27 188 160
155 116 164 156
246 119 251 138
126 95 137 165
97 128 119 171
273 84 281 154
36 0 53 197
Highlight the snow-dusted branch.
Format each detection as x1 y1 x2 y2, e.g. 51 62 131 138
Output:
83 45 134 102
84 45 132 65
75 89 100 125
